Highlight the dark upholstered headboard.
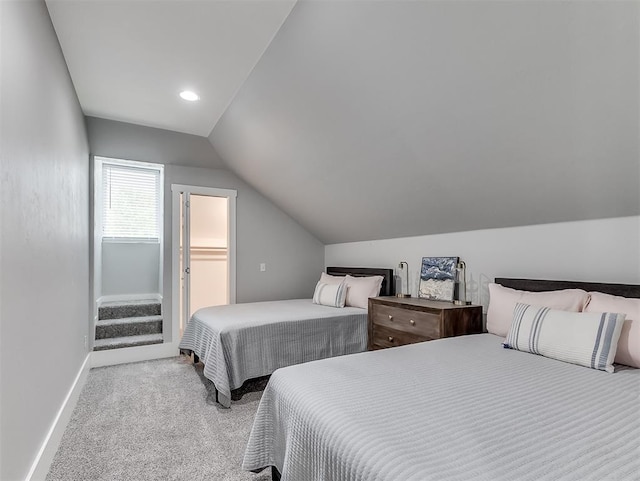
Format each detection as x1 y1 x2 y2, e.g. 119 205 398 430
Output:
495 278 640 299
326 267 395 297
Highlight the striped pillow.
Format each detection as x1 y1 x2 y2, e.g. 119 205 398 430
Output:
503 303 626 373
312 281 347 308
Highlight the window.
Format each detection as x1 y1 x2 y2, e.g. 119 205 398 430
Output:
101 160 163 241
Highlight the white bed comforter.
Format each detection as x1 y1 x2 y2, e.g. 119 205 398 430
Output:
179 299 368 407
244 333 640 481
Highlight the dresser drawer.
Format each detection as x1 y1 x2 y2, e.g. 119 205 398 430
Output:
371 324 431 349
371 304 440 339
368 297 483 351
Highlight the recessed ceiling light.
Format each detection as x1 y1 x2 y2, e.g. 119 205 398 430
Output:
179 90 199 101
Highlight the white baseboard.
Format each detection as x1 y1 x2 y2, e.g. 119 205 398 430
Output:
90 341 179 368
96 293 163 306
26 354 91 481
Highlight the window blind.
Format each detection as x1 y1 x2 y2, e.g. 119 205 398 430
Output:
102 163 161 240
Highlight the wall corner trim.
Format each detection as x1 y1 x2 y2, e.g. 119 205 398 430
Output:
25 354 91 481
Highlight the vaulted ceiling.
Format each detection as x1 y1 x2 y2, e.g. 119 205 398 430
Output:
47 0 639 244
46 0 296 136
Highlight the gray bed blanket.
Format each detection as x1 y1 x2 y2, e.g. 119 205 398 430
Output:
179 299 368 407
244 333 640 480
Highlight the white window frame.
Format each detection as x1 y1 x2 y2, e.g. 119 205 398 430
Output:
98 157 164 244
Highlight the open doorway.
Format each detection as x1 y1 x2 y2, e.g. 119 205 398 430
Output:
172 185 237 339
92 157 164 354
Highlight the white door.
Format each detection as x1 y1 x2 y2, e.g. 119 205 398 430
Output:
173 185 237 339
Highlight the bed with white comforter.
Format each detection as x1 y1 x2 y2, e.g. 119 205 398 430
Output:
243 333 640 480
179 299 368 407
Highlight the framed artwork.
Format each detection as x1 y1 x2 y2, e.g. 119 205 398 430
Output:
418 256 459 301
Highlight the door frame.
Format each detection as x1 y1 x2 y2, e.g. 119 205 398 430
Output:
170 184 237 344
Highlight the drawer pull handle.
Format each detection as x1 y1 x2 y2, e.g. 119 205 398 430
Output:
388 315 393 321
410 319 415 325
388 336 394 342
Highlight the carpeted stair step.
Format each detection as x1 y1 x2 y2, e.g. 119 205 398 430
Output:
99 299 161 320
95 315 162 340
93 333 163 351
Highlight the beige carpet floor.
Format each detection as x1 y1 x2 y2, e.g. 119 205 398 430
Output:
46 356 270 481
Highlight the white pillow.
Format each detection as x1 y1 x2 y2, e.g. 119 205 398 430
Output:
503 303 626 373
487 283 589 337
319 272 344 285
584 291 640 368
343 274 384 309
312 281 347 308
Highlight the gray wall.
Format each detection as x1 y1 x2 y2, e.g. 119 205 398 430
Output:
87 118 325 340
0 1 90 479
86 116 227 169
101 242 160 297
163 164 325 303
211 0 639 244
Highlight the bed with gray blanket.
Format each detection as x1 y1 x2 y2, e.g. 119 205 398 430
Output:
243 278 640 481
179 267 393 407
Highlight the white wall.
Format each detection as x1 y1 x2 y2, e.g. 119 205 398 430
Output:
101 242 160 297
188 249 228 314
190 195 228 247
326 216 640 310
188 195 228 313
0 1 90 479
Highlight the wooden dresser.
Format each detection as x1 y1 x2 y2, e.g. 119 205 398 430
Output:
368 296 483 350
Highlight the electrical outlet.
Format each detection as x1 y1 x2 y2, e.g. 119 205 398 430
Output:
84 335 88 349
260 263 266 272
